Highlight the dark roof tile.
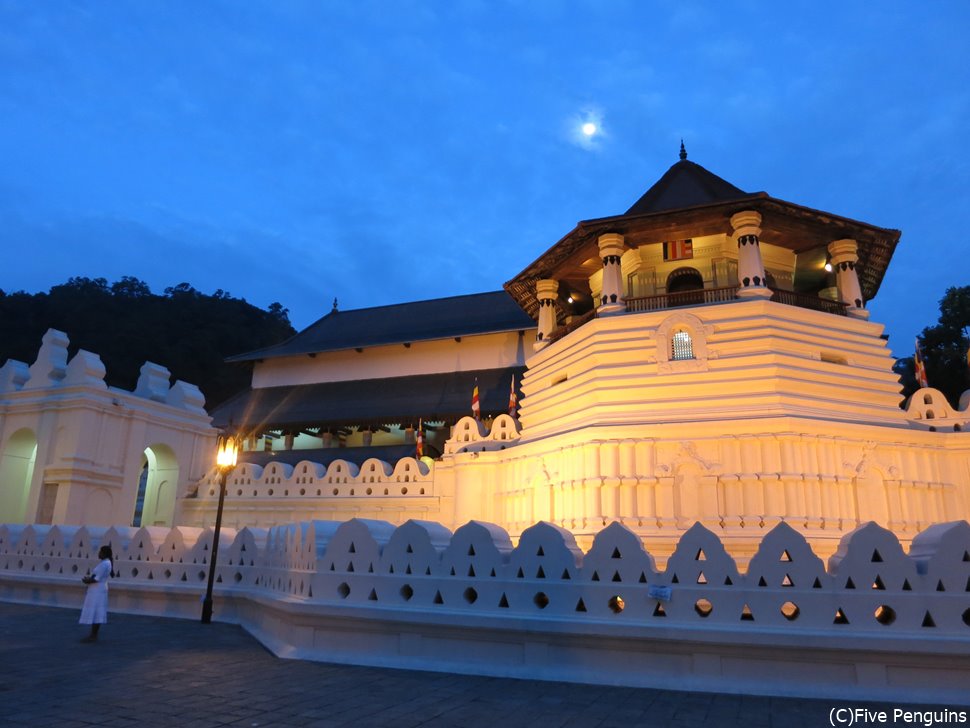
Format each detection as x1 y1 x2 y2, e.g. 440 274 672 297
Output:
229 290 533 362
624 159 756 216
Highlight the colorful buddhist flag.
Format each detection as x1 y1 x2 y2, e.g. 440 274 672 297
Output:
663 239 693 261
415 419 424 459
471 380 481 420
914 338 929 388
508 374 518 417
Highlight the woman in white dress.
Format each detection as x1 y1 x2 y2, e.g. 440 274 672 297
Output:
79 545 113 642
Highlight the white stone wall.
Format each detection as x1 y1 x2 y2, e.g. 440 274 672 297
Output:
438 413 970 562
0 329 216 526
177 456 447 529
521 299 906 439
2 517 969 703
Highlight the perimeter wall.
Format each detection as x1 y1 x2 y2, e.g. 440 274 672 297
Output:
2 517 969 705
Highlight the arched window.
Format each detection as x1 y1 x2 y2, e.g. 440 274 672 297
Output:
666 267 704 306
666 267 704 293
656 312 710 373
671 330 694 360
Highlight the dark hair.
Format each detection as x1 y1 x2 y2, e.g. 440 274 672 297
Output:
98 545 114 566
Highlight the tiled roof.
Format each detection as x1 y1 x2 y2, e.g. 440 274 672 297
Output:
228 291 534 362
624 158 757 216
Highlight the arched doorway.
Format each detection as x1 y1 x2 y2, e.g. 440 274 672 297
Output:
0 429 38 524
666 267 704 305
132 444 179 527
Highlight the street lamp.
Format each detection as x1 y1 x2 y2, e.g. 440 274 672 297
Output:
201 433 238 624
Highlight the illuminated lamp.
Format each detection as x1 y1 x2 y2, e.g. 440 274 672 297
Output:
201 434 238 624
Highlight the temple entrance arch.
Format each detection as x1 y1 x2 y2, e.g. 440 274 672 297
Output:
0 429 38 524
132 444 179 527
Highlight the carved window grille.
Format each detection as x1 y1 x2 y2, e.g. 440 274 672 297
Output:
671 330 694 361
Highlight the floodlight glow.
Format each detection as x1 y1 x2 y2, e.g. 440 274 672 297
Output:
216 436 238 470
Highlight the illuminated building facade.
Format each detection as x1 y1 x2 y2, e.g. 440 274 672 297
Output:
178 148 970 559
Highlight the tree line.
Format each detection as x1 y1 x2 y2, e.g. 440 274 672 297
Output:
0 277 294 408
895 285 970 408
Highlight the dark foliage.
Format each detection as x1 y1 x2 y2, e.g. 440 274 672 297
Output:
898 285 970 408
0 277 294 408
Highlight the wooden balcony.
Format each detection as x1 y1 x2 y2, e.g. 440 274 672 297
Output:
625 285 738 312
547 286 848 345
768 288 849 316
625 286 848 316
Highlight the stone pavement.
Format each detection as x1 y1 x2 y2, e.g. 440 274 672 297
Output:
0 602 950 728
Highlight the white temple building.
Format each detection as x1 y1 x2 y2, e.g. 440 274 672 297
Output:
171 146 969 561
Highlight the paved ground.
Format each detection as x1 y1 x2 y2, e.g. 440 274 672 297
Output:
0 601 953 728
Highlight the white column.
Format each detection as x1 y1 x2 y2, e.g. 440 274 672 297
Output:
827 238 869 319
534 278 559 351
597 233 626 313
730 211 772 299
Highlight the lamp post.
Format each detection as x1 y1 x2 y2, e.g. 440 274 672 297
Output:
201 434 238 624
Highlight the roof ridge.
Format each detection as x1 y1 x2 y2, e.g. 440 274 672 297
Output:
326 290 511 316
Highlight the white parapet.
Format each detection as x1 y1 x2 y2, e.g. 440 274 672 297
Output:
179 455 439 530
2 517 969 704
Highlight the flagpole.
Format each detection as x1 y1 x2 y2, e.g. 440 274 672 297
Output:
914 337 929 389
472 378 481 421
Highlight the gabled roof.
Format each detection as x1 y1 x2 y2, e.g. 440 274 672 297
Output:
624 153 758 215
504 147 900 319
228 291 534 363
211 365 525 431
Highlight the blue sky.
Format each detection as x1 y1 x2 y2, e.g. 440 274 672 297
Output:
1 1 967 357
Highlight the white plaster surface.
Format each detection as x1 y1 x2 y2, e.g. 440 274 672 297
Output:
2 517 969 705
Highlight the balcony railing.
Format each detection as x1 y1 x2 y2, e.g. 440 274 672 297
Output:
625 286 738 312
547 308 597 344
625 286 848 316
547 286 848 345
768 288 848 316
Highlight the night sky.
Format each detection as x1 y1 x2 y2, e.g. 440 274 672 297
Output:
1 2 967 358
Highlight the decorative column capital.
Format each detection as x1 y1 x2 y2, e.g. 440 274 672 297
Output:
597 232 626 259
827 238 859 266
730 210 762 238
536 278 559 300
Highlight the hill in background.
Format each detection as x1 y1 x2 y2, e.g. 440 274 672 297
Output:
0 276 295 408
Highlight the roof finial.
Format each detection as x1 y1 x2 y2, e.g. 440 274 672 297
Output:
679 139 687 161
332 297 339 313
